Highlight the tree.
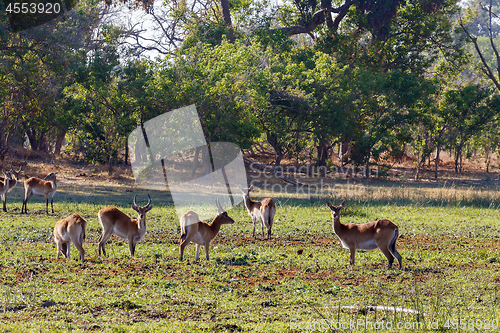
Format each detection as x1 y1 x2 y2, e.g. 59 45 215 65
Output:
439 85 499 173
460 0 500 92
148 40 266 149
460 0 500 37
0 0 107 156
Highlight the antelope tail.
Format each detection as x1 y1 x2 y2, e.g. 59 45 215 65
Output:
389 229 399 254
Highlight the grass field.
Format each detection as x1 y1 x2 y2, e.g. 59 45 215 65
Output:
1 172 500 332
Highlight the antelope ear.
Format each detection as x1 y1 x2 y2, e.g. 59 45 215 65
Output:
339 200 346 209
325 201 333 210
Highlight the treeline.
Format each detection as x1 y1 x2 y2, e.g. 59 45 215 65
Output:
1 0 499 178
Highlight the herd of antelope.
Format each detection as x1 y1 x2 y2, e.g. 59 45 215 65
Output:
0 163 403 269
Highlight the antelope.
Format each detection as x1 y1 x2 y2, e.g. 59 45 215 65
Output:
326 200 402 269
240 185 276 239
179 198 234 261
0 171 12 211
0 163 24 212
98 194 152 257
21 172 58 214
54 213 87 263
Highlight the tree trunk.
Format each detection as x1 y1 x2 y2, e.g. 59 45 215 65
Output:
24 126 39 151
266 131 284 166
316 142 329 167
108 156 113 175
191 146 202 177
202 145 212 175
54 130 66 156
338 139 351 166
415 152 422 180
434 145 440 180
220 0 234 43
125 142 129 165
454 149 460 173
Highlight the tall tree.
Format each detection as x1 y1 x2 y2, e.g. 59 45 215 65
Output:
460 0 500 91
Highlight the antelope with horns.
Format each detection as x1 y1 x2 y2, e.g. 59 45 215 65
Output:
0 171 12 211
0 163 23 212
54 213 87 263
98 194 152 257
21 172 58 214
240 185 276 239
326 200 402 269
179 198 234 261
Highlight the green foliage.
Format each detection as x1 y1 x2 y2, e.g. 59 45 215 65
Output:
439 85 499 172
0 0 499 175
149 40 266 149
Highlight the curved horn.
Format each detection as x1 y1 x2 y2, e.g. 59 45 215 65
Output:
145 194 152 208
133 194 138 207
216 198 224 215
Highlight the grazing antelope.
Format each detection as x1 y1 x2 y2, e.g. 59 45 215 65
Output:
21 172 58 214
54 213 87 263
240 185 276 239
0 171 12 211
98 194 152 257
0 163 24 212
179 198 234 261
326 200 402 269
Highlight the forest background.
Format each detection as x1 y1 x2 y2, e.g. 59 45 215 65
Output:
1 0 500 180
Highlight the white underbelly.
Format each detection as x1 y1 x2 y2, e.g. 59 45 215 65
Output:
113 227 128 239
32 189 53 197
356 239 378 250
340 239 350 249
339 238 378 250
190 232 206 246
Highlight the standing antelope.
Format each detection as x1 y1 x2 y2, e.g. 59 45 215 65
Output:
240 185 276 239
54 213 87 263
0 171 12 211
0 163 24 212
21 172 58 214
179 198 234 261
326 200 402 269
98 194 152 257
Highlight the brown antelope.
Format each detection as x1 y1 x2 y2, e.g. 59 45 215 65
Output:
179 198 234 261
326 200 402 269
0 171 12 211
240 185 276 239
21 172 58 214
98 194 152 257
0 163 23 212
54 213 87 263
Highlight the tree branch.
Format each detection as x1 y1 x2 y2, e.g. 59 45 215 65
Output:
269 0 359 36
460 16 500 91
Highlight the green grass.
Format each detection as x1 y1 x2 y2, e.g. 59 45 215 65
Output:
1 178 500 332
